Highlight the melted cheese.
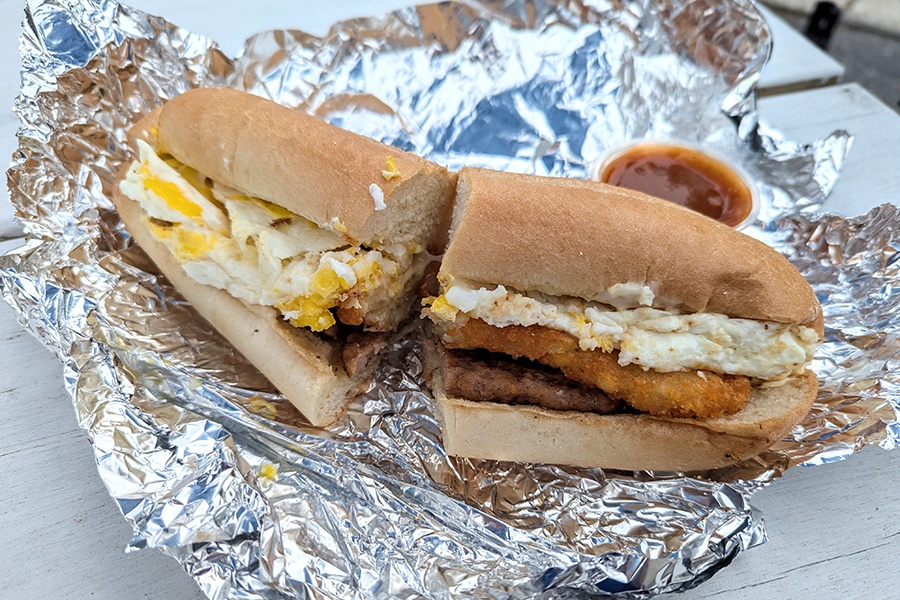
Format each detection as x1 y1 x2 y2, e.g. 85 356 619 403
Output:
426 280 819 380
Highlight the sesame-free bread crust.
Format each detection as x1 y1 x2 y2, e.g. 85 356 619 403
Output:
442 167 823 330
151 88 456 250
431 369 818 471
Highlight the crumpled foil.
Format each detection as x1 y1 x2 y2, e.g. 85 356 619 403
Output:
2 0 897 598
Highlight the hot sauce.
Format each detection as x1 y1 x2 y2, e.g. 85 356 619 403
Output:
597 142 754 228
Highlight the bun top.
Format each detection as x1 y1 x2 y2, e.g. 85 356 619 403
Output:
134 87 455 248
441 167 823 330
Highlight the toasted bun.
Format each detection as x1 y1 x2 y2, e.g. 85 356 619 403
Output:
431 369 818 471
442 167 822 331
141 88 455 250
112 177 359 426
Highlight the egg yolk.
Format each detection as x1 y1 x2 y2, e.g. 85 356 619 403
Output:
257 198 295 220
276 268 357 331
311 268 345 297
161 158 216 205
141 171 204 219
148 220 216 261
426 295 458 321
257 463 278 481
382 156 402 181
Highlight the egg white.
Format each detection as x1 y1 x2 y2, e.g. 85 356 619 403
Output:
428 280 819 380
119 140 412 331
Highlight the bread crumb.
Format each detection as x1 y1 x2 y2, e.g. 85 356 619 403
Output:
330 217 348 233
369 183 386 211
258 462 279 482
247 396 278 419
381 156 401 180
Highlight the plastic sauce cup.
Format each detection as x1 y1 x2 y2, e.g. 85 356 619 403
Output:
592 140 760 231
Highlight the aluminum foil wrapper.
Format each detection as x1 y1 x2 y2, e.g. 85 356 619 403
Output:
2 0 896 598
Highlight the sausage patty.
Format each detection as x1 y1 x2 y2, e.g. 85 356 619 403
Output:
436 343 622 414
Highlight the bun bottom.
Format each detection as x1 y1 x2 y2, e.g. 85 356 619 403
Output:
431 369 818 471
113 183 360 426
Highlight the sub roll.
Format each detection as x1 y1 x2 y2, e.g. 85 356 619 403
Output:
423 167 822 471
113 88 455 425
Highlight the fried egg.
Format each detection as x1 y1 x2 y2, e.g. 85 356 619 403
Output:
120 140 413 331
426 279 819 380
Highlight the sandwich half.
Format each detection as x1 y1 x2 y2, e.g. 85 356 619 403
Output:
423 167 822 471
113 87 456 425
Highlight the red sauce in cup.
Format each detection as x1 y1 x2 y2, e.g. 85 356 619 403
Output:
598 142 754 228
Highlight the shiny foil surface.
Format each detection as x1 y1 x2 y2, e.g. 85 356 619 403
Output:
2 0 897 598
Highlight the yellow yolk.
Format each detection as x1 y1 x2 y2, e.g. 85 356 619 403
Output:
382 156 402 181
311 268 345 297
276 267 357 331
260 198 295 220
141 172 203 219
166 160 216 204
257 463 278 482
278 296 336 331
426 295 458 321
357 261 382 285
296 307 335 330
148 220 216 260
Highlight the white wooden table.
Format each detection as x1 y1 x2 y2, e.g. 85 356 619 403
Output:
1 2 896 599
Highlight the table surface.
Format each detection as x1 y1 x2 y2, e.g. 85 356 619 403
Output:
1 2 897 599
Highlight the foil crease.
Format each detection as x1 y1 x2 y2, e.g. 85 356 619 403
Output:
2 0 896 598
